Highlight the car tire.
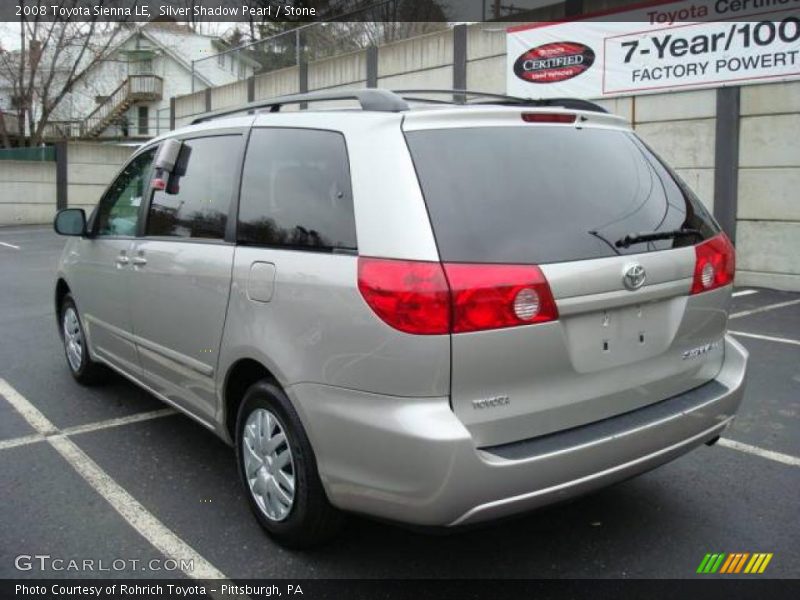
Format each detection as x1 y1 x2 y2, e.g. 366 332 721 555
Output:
236 380 344 548
60 294 106 385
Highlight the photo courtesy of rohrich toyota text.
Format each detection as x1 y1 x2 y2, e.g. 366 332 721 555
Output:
0 1 798 599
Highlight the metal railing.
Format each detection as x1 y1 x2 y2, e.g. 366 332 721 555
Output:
83 75 163 137
35 113 169 142
40 120 84 140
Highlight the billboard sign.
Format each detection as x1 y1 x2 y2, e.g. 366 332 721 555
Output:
507 0 800 98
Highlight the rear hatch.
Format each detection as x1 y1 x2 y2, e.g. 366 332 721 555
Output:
404 109 733 447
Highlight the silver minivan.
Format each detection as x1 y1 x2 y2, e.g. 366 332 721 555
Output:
53 89 748 548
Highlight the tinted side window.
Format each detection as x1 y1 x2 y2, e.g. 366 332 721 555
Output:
238 128 357 251
146 135 240 239
95 148 156 237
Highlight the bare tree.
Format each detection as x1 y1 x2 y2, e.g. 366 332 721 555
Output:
345 0 450 47
0 1 129 147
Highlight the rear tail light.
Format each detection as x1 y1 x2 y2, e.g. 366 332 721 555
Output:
691 233 735 294
444 263 558 333
357 258 450 335
358 258 558 335
521 113 576 124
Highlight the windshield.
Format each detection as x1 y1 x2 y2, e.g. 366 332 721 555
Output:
405 126 718 264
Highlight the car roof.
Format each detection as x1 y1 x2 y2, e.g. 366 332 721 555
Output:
154 101 629 145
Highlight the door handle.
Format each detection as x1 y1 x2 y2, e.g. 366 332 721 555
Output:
132 256 147 267
116 255 130 265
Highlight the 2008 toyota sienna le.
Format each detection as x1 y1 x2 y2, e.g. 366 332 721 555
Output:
53 89 748 548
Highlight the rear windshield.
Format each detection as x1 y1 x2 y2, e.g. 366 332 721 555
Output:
405 126 718 265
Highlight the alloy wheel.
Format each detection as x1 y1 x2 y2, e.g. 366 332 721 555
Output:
242 408 296 521
63 307 83 372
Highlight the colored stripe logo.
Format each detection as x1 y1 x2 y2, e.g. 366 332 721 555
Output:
697 553 773 574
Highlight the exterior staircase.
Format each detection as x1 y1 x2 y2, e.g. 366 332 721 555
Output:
41 75 163 140
81 75 163 139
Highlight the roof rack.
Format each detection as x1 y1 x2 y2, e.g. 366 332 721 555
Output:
393 89 608 113
189 87 608 125
190 89 409 124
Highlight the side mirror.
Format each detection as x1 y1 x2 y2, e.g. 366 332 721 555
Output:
152 138 191 195
166 143 191 194
154 138 182 173
54 208 87 237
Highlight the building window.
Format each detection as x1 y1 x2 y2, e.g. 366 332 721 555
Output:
217 53 224 67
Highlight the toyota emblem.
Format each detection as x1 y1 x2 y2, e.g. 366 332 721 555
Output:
623 264 646 290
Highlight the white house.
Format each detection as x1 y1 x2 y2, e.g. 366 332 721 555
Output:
50 23 258 140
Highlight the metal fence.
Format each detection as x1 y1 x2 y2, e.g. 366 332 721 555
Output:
190 1 449 92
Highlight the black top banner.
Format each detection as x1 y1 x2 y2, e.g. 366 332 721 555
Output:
4 0 493 22
4 0 797 23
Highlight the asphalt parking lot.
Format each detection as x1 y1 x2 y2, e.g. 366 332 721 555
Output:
1 225 798 580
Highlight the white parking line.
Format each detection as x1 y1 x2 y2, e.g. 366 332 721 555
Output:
0 379 59 435
732 289 759 297
730 298 800 319
49 437 230 579
0 378 229 582
0 241 21 249
729 331 800 347
0 406 177 451
0 227 50 235
0 432 44 451
61 408 177 437
719 438 800 467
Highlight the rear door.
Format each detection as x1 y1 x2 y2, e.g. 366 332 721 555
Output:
128 133 244 423
405 116 732 447
224 126 361 389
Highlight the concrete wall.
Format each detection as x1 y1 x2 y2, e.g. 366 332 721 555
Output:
736 81 800 291
466 24 507 95
0 143 134 226
377 29 453 92
0 161 57 226
310 49 368 91
66 143 135 215
210 79 250 112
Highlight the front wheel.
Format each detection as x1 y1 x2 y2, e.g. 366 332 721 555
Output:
60 294 106 385
235 380 344 548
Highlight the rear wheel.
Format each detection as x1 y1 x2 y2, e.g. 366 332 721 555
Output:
235 380 343 548
60 294 106 385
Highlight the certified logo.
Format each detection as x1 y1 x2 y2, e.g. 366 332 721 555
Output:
513 41 595 84
623 264 646 290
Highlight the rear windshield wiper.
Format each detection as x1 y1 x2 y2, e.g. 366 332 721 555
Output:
614 228 703 249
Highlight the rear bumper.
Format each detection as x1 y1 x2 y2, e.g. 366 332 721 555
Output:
289 335 748 527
